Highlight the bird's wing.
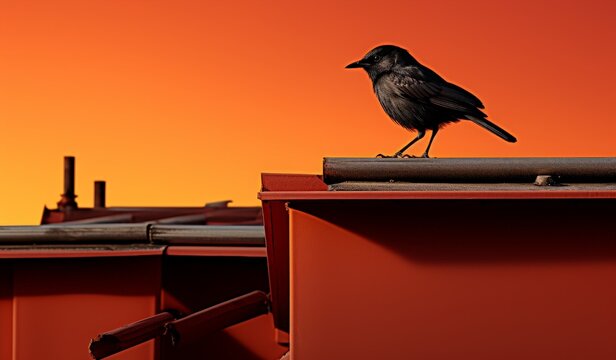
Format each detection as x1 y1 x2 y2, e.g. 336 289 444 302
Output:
390 67 485 113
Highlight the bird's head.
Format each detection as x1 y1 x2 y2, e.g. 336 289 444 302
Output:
346 45 418 81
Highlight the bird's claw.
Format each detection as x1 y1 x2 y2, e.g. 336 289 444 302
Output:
375 153 416 159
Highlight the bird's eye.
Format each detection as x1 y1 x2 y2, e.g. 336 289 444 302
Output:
372 55 381 62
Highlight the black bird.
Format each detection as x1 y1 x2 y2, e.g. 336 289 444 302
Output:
346 45 516 158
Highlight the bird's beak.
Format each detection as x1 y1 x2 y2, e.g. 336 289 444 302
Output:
345 59 369 69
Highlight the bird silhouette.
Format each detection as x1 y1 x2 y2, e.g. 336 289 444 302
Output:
346 45 516 158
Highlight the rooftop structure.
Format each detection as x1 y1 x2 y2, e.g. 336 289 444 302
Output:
0 157 285 360
1 156 614 359
260 157 616 359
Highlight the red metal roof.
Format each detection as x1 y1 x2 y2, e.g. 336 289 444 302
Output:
258 157 616 334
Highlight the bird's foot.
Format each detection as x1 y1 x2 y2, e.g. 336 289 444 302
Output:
376 153 415 159
421 153 430 158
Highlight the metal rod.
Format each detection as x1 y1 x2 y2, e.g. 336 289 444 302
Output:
0 224 265 245
0 224 149 244
94 181 106 208
150 225 265 246
89 312 176 359
323 157 616 184
328 182 616 192
165 291 269 346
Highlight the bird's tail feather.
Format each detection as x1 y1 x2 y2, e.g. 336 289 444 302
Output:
465 116 517 143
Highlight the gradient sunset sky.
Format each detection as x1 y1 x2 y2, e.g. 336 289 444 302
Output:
1 0 615 224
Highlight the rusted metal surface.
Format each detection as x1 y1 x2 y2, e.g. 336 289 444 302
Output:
0 224 149 244
165 246 267 257
151 225 265 246
0 224 265 246
57 156 78 209
0 245 165 259
329 181 616 192
165 291 269 346
94 181 106 208
89 312 175 359
323 157 616 184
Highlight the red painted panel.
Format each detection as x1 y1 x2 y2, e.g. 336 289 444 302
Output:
12 257 161 360
289 200 616 359
260 174 327 192
165 246 266 258
0 263 13 360
261 200 290 333
161 256 269 315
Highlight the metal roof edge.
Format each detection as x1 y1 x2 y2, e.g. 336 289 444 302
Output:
259 190 616 201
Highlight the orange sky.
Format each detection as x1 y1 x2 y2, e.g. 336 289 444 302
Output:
1 0 615 224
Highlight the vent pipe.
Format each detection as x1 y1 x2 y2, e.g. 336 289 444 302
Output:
57 156 78 210
94 181 106 208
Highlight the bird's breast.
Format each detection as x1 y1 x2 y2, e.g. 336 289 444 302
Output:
374 81 420 130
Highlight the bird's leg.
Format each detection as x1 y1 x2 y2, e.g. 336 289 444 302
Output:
421 128 439 158
391 130 425 158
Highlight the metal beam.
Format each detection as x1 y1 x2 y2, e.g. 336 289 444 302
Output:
164 291 269 346
150 225 265 246
89 312 176 359
0 224 148 244
323 157 616 184
0 224 265 246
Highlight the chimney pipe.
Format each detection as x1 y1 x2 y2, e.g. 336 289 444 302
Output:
57 156 78 210
94 181 106 208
